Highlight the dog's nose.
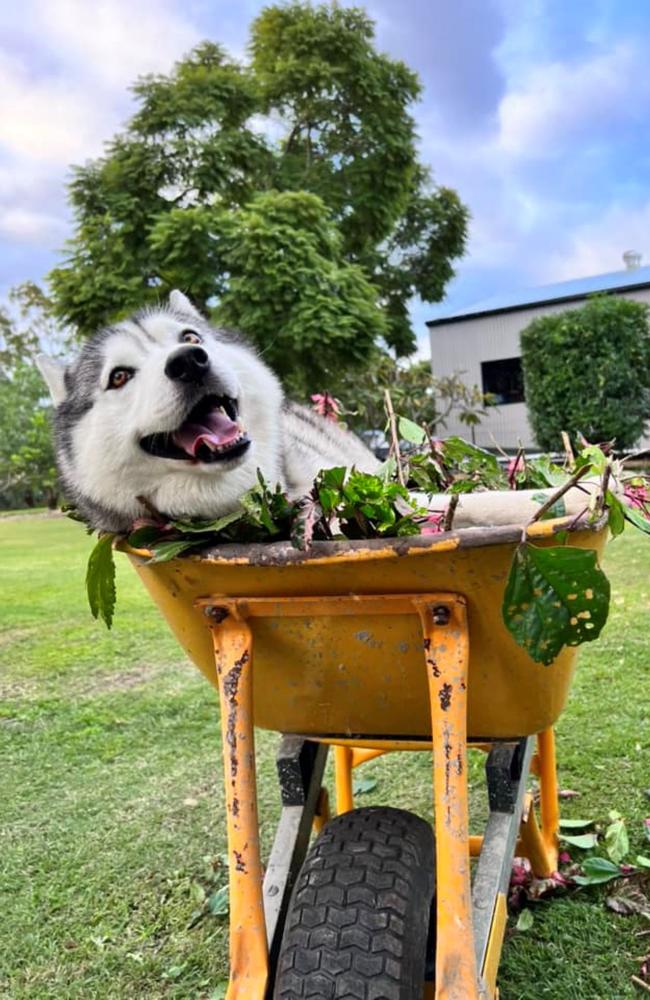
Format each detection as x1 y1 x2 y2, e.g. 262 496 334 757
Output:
165 346 210 383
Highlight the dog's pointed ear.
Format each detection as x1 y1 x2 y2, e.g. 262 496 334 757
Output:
36 354 67 405
169 289 204 321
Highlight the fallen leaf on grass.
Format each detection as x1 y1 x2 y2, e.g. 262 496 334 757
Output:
605 872 650 918
559 818 594 829
573 857 622 885
352 777 378 795
605 811 629 864
559 789 581 800
561 831 599 850
516 909 534 931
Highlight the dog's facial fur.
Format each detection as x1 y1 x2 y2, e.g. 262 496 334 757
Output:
38 292 285 531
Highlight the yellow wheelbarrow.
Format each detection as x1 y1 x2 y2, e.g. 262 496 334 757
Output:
126 512 608 1000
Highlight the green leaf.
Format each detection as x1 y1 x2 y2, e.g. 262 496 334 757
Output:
207 885 229 917
573 856 622 885
352 777 378 795
525 456 569 489
377 456 397 483
575 446 606 474
604 815 629 864
502 543 611 665
398 415 426 444
168 510 244 534
559 818 595 829
515 909 534 932
319 466 347 491
148 539 199 563
127 525 165 548
635 855 650 869
560 832 599 850
86 534 116 629
605 491 626 537
623 503 650 535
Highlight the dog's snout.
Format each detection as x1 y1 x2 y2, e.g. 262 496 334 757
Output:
165 346 210 384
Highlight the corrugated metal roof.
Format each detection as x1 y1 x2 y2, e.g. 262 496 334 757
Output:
427 264 650 327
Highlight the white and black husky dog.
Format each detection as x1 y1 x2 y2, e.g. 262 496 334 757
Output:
37 291 378 533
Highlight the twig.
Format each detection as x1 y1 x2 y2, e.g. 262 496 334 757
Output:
383 389 406 488
561 431 575 467
565 505 589 533
529 465 593 524
487 431 509 460
135 494 167 524
443 494 459 532
631 974 650 993
596 462 612 519
508 446 526 488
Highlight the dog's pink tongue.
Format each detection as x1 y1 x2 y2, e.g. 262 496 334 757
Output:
173 408 240 458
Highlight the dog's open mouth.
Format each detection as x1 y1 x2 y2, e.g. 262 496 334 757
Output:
139 394 250 464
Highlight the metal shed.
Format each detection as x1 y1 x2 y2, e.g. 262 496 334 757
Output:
427 253 650 451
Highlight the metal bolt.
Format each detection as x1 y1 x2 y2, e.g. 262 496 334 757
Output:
204 605 229 623
432 604 450 626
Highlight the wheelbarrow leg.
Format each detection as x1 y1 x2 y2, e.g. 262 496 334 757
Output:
209 612 268 1000
415 596 485 1000
518 727 559 876
334 745 354 814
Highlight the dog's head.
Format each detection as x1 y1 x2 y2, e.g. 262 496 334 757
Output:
38 291 284 530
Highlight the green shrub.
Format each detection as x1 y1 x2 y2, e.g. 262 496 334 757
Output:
520 295 650 450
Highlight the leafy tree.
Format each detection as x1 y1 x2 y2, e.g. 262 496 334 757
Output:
0 286 68 509
49 4 468 390
520 295 650 451
334 352 490 440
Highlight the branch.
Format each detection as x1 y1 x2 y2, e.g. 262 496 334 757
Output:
383 389 405 487
529 465 593 524
560 431 574 467
443 493 459 532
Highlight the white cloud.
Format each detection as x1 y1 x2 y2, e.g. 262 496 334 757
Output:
0 0 203 258
543 201 650 282
0 207 67 243
497 42 647 158
0 53 108 164
0 2 201 168
33 0 200 90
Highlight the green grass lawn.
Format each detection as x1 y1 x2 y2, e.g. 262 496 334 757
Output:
1 517 648 999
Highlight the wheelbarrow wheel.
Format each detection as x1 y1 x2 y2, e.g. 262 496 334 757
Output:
273 806 435 999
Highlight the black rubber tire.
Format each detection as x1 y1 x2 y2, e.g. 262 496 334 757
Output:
273 806 436 1000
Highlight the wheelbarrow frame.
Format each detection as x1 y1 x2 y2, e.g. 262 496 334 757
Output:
125 514 607 999
198 591 561 1000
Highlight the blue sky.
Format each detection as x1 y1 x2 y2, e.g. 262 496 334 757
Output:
1 0 650 349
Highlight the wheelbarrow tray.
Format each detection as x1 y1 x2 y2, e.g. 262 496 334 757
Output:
126 516 607 741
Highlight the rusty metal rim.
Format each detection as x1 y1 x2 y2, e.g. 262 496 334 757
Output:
122 512 608 568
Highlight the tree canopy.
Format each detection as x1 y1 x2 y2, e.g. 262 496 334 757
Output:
0 285 68 509
49 3 468 394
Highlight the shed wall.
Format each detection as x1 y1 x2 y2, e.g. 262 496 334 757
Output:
429 288 650 450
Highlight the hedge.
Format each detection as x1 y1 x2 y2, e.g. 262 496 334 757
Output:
520 295 650 451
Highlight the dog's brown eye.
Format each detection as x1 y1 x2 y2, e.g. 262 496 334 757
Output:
180 330 201 345
108 367 134 390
